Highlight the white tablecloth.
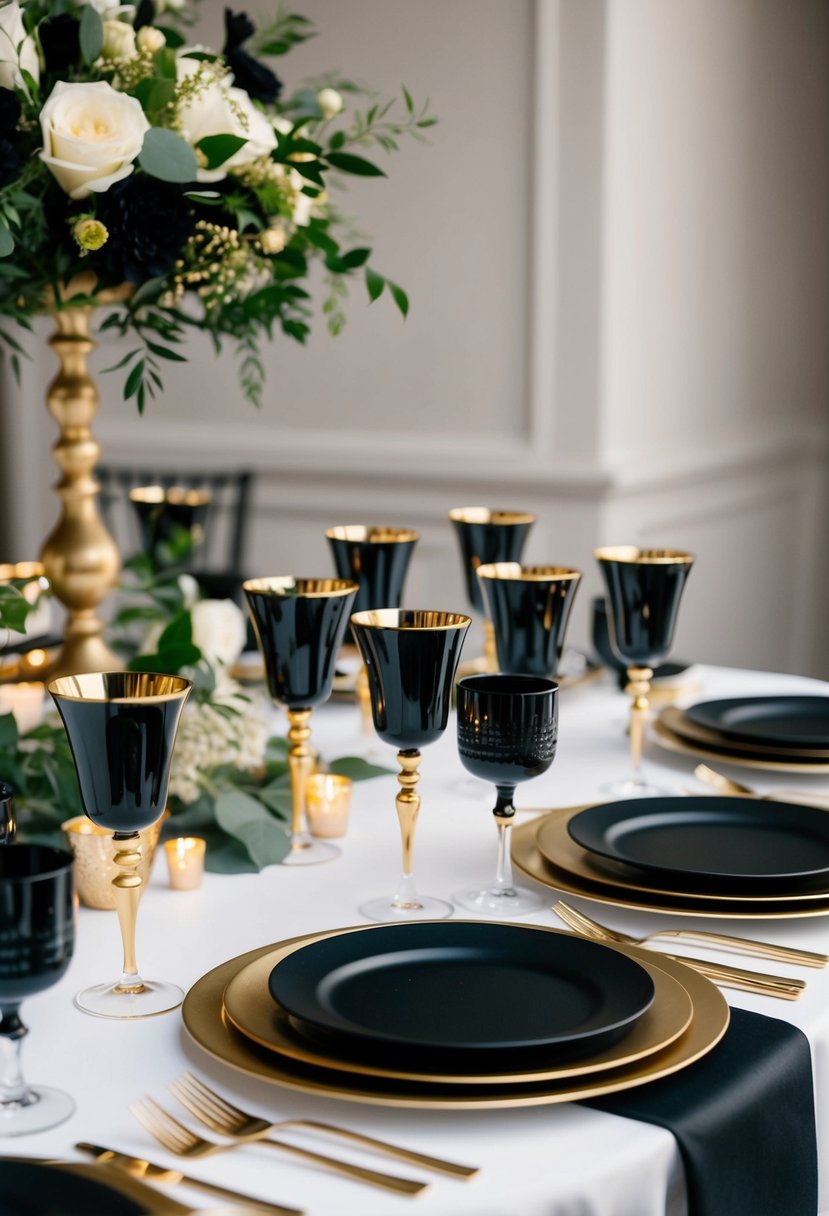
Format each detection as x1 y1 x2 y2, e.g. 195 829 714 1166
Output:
8 664 829 1215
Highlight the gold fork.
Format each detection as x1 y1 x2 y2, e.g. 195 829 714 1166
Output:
170 1072 478 1180
694 764 829 807
552 902 807 999
129 1096 427 1196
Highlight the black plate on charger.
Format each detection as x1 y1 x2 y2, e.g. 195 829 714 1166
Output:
567 796 829 892
685 696 829 750
269 922 655 1064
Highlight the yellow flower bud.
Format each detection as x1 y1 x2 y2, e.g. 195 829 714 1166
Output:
317 88 344 120
259 226 287 255
137 26 166 54
73 218 109 252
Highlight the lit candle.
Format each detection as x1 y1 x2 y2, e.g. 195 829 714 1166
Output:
164 836 206 890
305 774 353 839
0 682 45 734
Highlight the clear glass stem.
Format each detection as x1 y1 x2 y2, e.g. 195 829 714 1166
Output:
393 750 422 909
286 707 315 850
493 786 517 894
0 1008 32 1109
625 666 653 775
112 833 146 995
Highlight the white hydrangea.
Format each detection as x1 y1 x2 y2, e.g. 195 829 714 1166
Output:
169 679 268 805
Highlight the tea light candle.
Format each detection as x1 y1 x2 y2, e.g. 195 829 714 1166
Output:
0 681 45 734
305 774 353 839
164 836 206 890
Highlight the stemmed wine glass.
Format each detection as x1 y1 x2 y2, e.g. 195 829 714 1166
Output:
129 485 212 566
448 508 535 671
594 546 694 796
0 844 74 1135
325 526 419 733
476 563 582 677
455 674 558 915
350 608 470 920
49 671 191 1018
244 577 358 865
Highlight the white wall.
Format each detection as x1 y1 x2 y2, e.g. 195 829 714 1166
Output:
1 0 827 676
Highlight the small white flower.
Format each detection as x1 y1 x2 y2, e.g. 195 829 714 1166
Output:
39 80 149 200
136 25 165 54
190 598 247 669
317 88 343 120
0 1 39 93
168 679 268 805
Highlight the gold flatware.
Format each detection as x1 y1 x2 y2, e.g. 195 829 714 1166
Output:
130 1096 428 1196
552 902 807 999
694 763 829 807
553 896 827 968
76 1142 301 1215
170 1072 479 1179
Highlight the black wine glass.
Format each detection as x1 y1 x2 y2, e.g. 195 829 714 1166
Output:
129 485 212 566
0 844 74 1134
0 781 16 843
594 546 694 795
351 608 470 920
244 577 359 865
48 671 191 1019
456 674 558 915
448 507 535 670
477 563 582 677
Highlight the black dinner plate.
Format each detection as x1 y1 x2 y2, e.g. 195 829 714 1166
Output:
685 696 829 750
0 1161 155 1216
268 922 655 1064
567 796 829 892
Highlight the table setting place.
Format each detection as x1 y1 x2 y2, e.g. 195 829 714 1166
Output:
3 520 829 1216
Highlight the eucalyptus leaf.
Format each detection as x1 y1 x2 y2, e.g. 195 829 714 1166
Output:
139 128 199 184
79 4 102 63
197 134 248 171
214 790 290 868
328 756 394 781
0 224 14 257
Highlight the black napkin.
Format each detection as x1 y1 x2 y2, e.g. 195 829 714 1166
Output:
586 1007 817 1216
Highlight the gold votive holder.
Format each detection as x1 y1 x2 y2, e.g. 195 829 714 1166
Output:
305 773 353 839
61 814 166 910
164 836 206 890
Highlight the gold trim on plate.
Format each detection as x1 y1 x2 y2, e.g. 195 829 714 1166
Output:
513 812 829 919
658 706 829 761
222 932 693 1085
652 716 829 774
181 924 729 1110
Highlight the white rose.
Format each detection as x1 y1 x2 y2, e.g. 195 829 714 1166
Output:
0 1 39 93
317 88 343 120
136 25 165 54
79 0 135 19
191 599 247 669
39 80 149 200
101 18 137 61
177 56 276 183
177 573 200 609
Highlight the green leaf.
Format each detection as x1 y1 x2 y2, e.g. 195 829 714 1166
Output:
340 247 371 270
139 128 199 184
155 26 185 49
389 279 409 317
201 830 260 874
79 4 103 63
0 224 14 258
328 755 394 781
214 790 291 869
123 359 145 401
0 585 33 634
196 134 248 171
145 340 188 362
365 266 385 302
0 712 19 751
326 151 386 177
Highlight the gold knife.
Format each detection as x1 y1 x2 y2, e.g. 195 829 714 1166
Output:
76 1142 303 1215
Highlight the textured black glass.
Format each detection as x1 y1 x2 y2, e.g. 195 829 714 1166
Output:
457 674 558 787
0 845 74 1009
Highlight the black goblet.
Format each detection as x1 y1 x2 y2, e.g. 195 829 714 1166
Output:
326 525 419 733
594 546 694 796
351 608 470 920
449 507 535 670
477 563 582 677
0 781 16 843
0 844 74 1134
49 671 191 1019
129 485 212 566
244 577 359 865
456 674 558 915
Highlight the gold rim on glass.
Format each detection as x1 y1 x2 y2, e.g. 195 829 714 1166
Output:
129 486 212 508
449 507 536 527
325 526 420 544
48 672 191 702
243 577 360 599
593 546 694 565
477 563 582 583
350 609 471 631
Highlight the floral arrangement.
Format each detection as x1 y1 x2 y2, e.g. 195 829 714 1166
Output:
0 0 433 408
0 549 389 871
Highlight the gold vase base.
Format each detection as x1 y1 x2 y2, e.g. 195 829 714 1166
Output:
46 633 123 681
73 978 184 1020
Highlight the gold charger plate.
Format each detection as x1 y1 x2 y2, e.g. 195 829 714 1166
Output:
222 931 694 1085
513 812 829 919
659 706 829 762
652 716 829 775
182 925 729 1110
536 806 829 906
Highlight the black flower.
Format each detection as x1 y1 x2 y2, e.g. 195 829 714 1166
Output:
0 88 20 136
38 15 81 71
96 176 196 283
0 137 20 188
223 9 281 105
